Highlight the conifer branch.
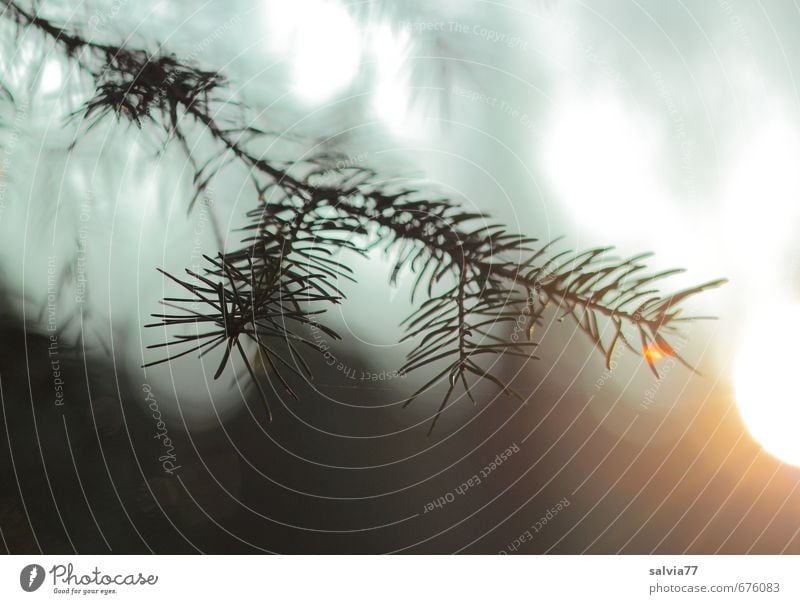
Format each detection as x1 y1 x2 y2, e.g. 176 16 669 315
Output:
3 0 727 430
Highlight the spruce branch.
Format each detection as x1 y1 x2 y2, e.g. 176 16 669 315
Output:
4 1 727 430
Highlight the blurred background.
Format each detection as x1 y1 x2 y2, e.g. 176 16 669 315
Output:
0 0 798 553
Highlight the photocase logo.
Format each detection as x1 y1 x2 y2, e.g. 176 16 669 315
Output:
20 564 45 592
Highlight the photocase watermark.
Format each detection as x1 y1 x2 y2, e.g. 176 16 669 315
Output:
46 256 64 407
0 99 29 224
651 71 696 202
400 20 529 50
594 343 624 391
422 442 519 513
180 12 245 65
309 152 371 188
188 193 214 302
452 85 537 133
74 196 91 305
717 0 754 52
19 564 45 592
20 562 158 595
92 9 243 133
87 0 130 32
452 84 499 107
141 384 181 475
508 260 559 345
499 497 571 553
308 320 407 382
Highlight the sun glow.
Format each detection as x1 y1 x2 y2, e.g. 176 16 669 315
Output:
369 23 423 138
39 59 63 94
643 341 674 364
734 305 800 467
262 0 362 104
542 90 666 236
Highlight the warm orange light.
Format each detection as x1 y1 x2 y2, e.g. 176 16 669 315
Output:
642 342 673 363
